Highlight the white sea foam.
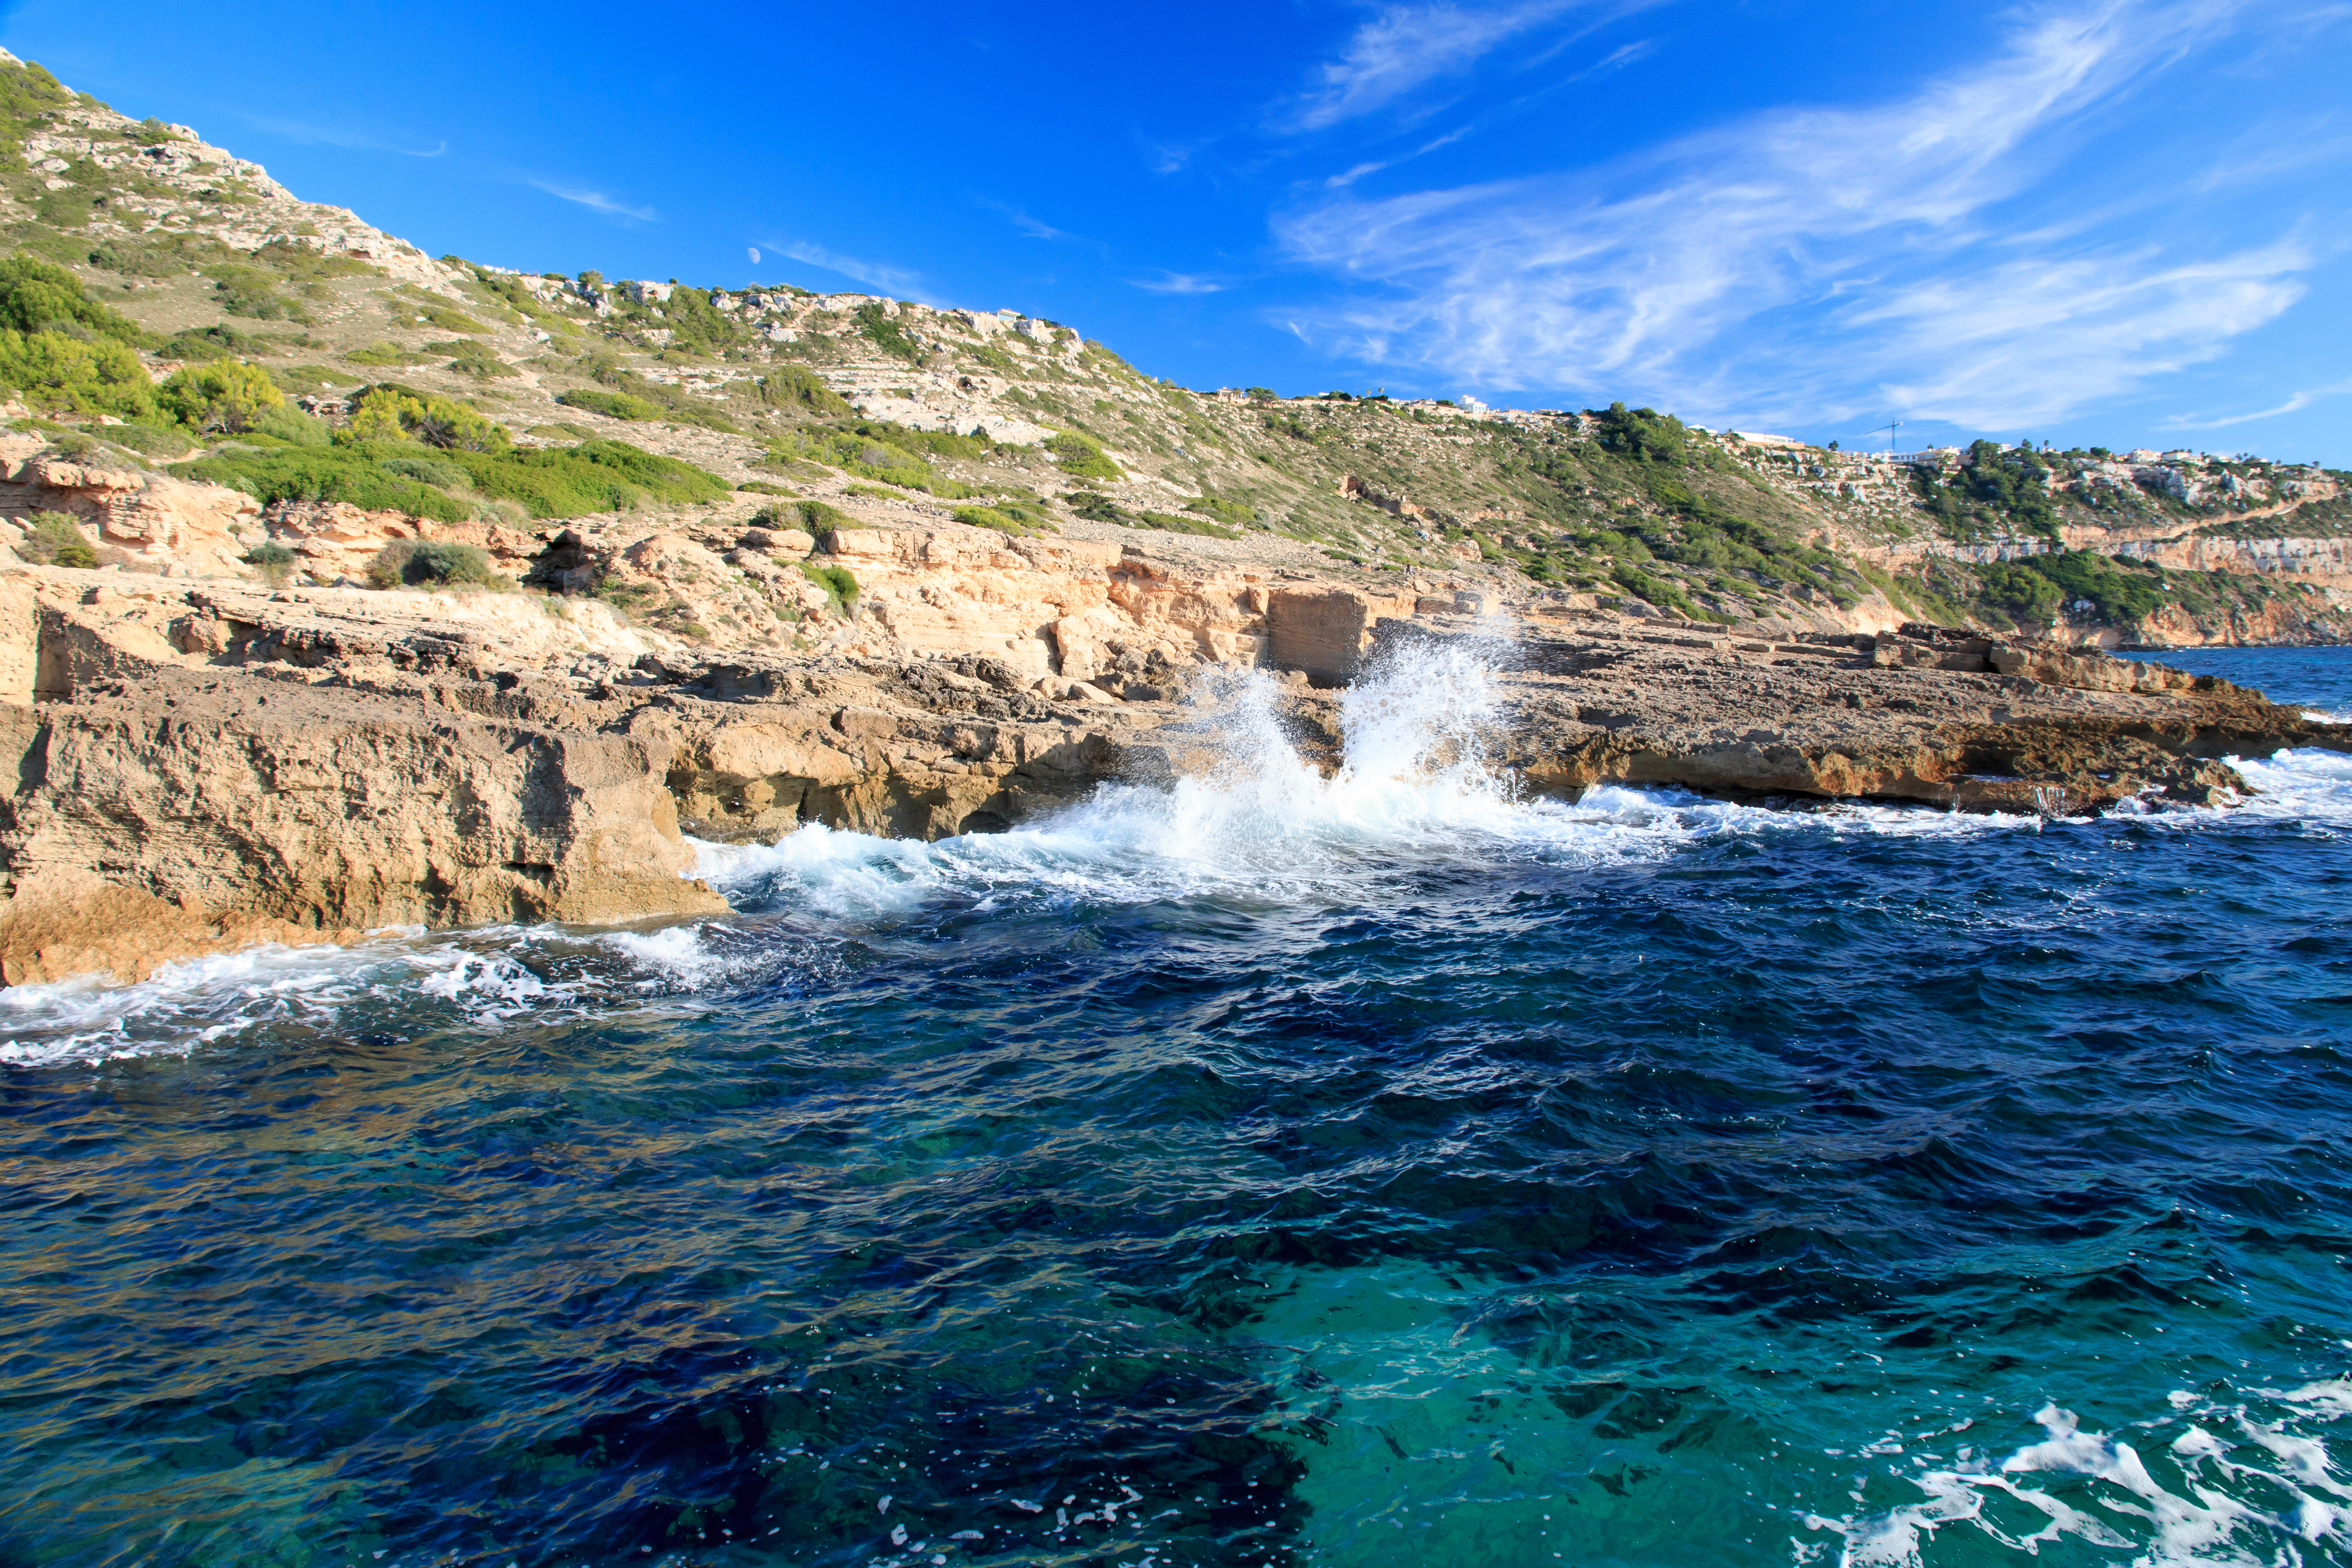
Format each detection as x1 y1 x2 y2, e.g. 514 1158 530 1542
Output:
2229 747 2352 826
1806 1395 2352 1567
0 920 765 1068
692 647 2064 924
13 643 2345 1057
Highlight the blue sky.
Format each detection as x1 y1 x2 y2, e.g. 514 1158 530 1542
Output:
9 0 2348 460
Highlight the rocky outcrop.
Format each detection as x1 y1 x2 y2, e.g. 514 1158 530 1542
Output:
0 671 725 985
4 517 2348 988
0 437 261 574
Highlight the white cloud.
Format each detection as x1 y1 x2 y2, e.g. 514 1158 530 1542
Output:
1275 0 2313 427
246 114 445 158
1286 0 1586 131
2160 378 2352 429
773 240 922 295
532 181 656 221
1129 270 1230 295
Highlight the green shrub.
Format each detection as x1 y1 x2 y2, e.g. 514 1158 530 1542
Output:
852 418 989 461
757 365 850 415
160 359 284 432
242 540 298 586
1971 560 2064 629
736 480 793 495
0 329 156 417
951 504 1054 538
800 560 859 616
166 324 276 362
1048 430 1122 480
1610 562 1722 622
558 388 659 421
269 363 361 395
18 512 96 568
347 385 507 452
443 439 728 517
1135 509 1237 539
176 434 725 524
446 340 518 379
104 421 193 458
1985 549 2167 628
344 340 430 367
854 302 921 363
1185 496 1256 528
249 238 374 285
651 288 741 354
1593 401 1690 465
248 403 331 447
174 445 470 521
367 538 503 589
203 264 312 322
87 241 178 279
790 498 849 535
1064 490 1124 523
402 302 490 335
381 455 468 489
0 256 151 345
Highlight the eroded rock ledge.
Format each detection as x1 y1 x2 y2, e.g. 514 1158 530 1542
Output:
0 540 2342 987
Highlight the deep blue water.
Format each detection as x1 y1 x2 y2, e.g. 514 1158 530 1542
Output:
5 648 2352 1568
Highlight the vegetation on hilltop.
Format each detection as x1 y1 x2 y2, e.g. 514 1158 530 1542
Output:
0 39 2337 643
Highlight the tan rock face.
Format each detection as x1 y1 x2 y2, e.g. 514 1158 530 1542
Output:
0 674 726 986
0 437 262 575
4 508 2344 991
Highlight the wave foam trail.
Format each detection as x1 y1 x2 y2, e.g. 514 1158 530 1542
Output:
2231 747 2352 826
696 641 2067 921
0 921 783 1067
1807 1396 2351 1567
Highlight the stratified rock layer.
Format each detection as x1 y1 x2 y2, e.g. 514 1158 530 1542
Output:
0 530 2343 987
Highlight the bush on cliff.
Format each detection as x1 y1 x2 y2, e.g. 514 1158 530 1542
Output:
241 540 298 587
800 561 859 617
174 446 471 521
854 302 921 364
18 512 96 568
951 503 1053 538
558 388 659 421
756 365 849 416
176 437 726 523
0 256 152 345
1048 430 1122 481
367 539 505 590
346 384 506 452
160 360 284 433
0 329 157 418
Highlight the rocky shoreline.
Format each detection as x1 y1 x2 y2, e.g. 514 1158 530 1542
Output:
3 519 2343 988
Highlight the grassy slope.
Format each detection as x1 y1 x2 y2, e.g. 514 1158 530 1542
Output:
3 44 2343 642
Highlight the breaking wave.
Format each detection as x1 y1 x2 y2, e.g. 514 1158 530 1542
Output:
1804 1388 2352 1566
10 642 2352 1067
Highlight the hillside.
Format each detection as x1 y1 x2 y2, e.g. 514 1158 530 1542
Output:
0 46 2345 648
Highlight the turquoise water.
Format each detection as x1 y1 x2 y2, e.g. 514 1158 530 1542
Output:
5 646 2352 1568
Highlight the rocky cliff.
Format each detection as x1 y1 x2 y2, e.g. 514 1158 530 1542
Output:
0 48 2345 987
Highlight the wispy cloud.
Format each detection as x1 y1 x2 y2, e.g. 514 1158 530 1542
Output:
2160 378 2352 429
245 114 445 158
532 181 657 221
977 198 1108 256
772 240 923 295
1276 0 2321 427
1129 270 1230 295
1285 0 1590 131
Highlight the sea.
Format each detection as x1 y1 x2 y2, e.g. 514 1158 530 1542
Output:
4 643 2352 1568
